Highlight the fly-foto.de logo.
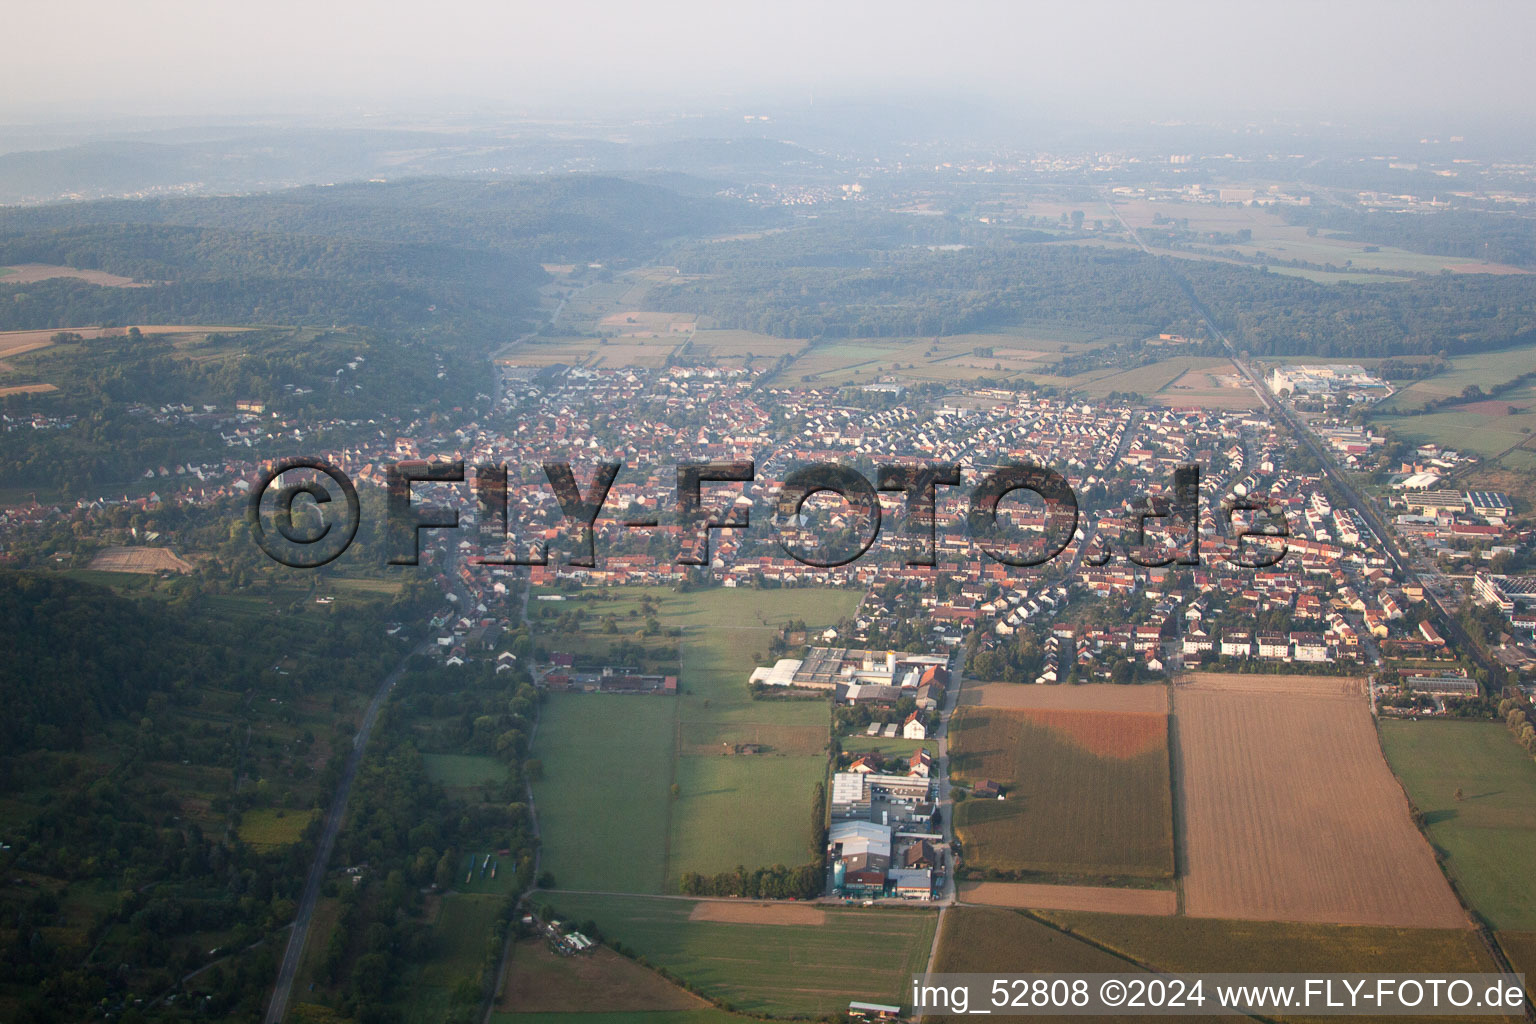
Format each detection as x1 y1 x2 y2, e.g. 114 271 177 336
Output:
247 458 1289 571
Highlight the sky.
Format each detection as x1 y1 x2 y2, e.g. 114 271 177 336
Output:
2 0 1533 127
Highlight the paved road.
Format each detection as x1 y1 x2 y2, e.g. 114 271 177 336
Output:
913 649 968 1020
1100 191 1495 682
264 645 421 1024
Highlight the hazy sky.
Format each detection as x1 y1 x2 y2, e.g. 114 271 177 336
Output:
3 0 1533 126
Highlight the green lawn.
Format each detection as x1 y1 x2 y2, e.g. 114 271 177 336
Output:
532 893 937 1016
1379 719 1536 930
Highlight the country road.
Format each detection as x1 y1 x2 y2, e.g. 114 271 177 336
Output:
264 643 423 1024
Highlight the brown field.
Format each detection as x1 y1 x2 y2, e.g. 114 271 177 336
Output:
0 324 252 360
0 383 57 396
497 938 709 1012
962 681 1168 713
1152 368 1263 410
586 342 681 368
1495 932 1536 1000
687 901 826 926
88 546 194 574
1174 672 1467 927
1179 671 1366 697
1018 708 1166 758
960 881 1175 916
599 310 697 336
0 263 151 287
929 908 1237 1024
950 706 1175 878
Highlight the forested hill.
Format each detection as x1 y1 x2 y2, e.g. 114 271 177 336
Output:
654 228 1536 357
0 175 781 261
0 572 242 753
0 176 777 334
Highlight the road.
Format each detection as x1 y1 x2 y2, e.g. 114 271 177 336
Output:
913 648 967 1019
264 644 421 1024
1100 192 1496 683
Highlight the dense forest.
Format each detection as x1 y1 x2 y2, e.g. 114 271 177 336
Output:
1280 205 1536 269
0 572 232 752
653 226 1536 357
0 176 778 263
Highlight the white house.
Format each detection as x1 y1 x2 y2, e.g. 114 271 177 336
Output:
902 712 927 741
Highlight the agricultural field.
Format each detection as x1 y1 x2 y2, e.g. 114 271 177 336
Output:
502 334 678 369
928 907 1226 1024
532 892 936 1016
1377 342 1536 409
959 881 1176 916
401 894 506 1021
0 263 150 286
948 705 1175 880
1174 673 1466 927
666 754 826 888
1371 407 1536 458
1038 910 1511 1024
1065 356 1232 399
990 908 1518 1024
1110 197 1526 277
1494 931 1536 1002
531 694 677 893
86 545 194 574
769 326 1128 388
683 328 807 369
1150 366 1262 410
497 938 710 1013
1379 719 1536 930
961 680 1168 712
530 586 860 893
493 1013 742 1024
235 806 317 851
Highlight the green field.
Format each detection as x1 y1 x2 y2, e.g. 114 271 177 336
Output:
235 807 317 850
766 327 1127 388
531 587 858 893
949 708 1174 880
934 908 1510 1024
532 892 936 1016
532 694 678 893
1042 909 1500 975
1379 719 1536 930
1379 343 1536 408
929 908 1215 1024
666 755 827 887
401 894 505 1023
